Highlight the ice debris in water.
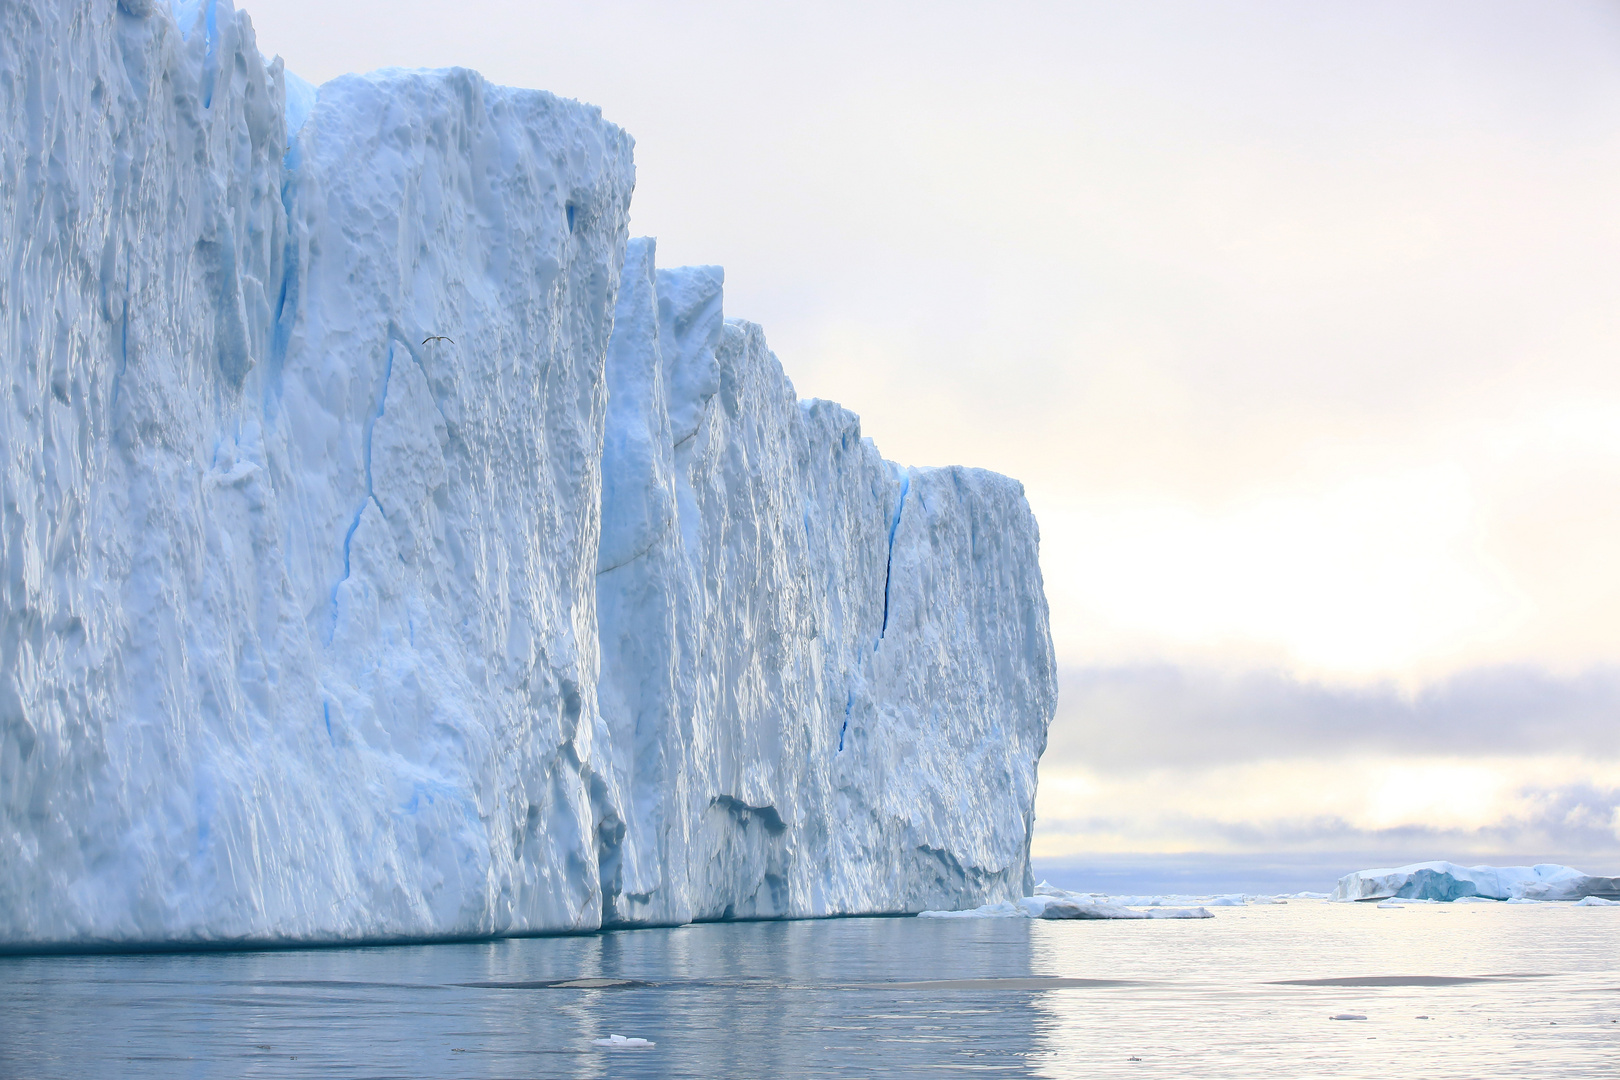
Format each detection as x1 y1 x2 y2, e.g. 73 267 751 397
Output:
1335 863 1620 903
921 885 1213 920
593 1035 655 1048
0 0 1057 949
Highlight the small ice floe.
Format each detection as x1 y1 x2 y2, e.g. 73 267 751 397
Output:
1376 900 1404 909
918 901 1027 919
1330 1014 1368 1021
921 888 1212 920
1577 896 1620 906
1031 897 1214 920
593 1034 655 1048
1025 882 1318 908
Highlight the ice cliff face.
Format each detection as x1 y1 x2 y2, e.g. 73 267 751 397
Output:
594 240 1052 925
0 0 1055 948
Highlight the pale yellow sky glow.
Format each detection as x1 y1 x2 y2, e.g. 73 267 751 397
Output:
247 0 1620 873
1033 754 1620 859
1041 399 1620 682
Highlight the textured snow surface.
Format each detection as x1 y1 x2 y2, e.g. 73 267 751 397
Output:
0 1 1056 948
1334 862 1620 903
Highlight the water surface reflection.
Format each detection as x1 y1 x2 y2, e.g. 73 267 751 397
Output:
2 904 1617 1078
0 917 1043 1078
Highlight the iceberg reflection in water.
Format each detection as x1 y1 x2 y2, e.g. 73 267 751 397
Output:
2 904 1618 1078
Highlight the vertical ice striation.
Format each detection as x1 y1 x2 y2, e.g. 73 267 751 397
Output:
0 0 1055 949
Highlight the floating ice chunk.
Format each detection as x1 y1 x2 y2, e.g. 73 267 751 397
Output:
921 895 1211 919
1037 885 1299 908
1033 897 1213 920
1330 1014 1368 1021
1577 896 1620 907
1376 901 1405 909
1134 906 1213 920
593 1035 655 1048
918 902 1027 919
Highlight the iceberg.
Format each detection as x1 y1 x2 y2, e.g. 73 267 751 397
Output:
0 0 1056 948
1334 862 1620 903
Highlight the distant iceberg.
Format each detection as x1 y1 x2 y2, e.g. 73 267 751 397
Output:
1334 862 1620 902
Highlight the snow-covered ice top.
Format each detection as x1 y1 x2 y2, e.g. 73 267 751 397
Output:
1334 862 1620 903
0 0 1056 948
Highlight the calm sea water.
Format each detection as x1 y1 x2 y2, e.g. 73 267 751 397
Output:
1 902 1616 1078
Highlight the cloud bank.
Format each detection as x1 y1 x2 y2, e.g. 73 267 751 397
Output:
1046 664 1620 769
1035 664 1620 875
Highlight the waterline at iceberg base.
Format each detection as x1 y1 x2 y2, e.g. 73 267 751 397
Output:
0 0 1056 950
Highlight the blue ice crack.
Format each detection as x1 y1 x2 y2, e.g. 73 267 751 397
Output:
877 467 909 647
327 340 395 641
199 0 221 110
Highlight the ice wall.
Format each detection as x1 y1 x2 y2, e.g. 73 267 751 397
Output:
596 240 1053 924
0 0 1054 949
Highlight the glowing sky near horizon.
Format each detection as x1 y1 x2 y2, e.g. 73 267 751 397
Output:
240 0 1620 866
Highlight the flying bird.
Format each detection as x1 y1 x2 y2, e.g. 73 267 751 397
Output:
423 335 454 345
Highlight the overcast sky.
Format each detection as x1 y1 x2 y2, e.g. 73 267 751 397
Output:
240 0 1620 884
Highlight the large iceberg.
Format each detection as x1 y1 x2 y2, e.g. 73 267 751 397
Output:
1334 862 1620 902
0 0 1056 949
